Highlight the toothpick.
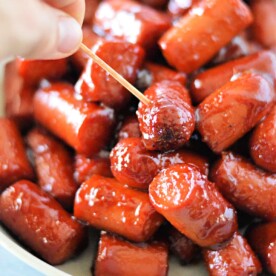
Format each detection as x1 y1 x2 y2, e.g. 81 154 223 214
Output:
80 43 150 105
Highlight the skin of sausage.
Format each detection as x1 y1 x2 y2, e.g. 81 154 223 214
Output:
0 118 34 192
211 152 276 220
137 80 195 151
149 163 237 248
159 0 253 73
33 82 115 156
0 180 87 265
27 128 78 210
74 175 164 242
191 51 276 103
94 232 168 276
246 221 276 274
117 115 142 140
250 105 276 173
203 232 262 276
196 72 276 153
75 41 145 110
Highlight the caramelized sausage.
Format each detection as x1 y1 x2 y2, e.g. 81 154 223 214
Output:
196 72 275 153
94 231 168 276
74 175 164 242
0 119 34 192
159 0 253 73
0 180 87 265
211 152 276 220
149 164 237 248
250 105 276 173
27 128 78 210
246 222 276 274
203 232 262 276
117 115 141 140
137 80 195 151
33 82 115 156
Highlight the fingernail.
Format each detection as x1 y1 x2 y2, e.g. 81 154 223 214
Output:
58 17 82 53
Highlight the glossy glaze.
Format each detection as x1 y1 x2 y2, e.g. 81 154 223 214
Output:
0 119 34 192
110 137 208 189
76 41 144 110
149 164 237 247
203 232 262 276
159 0 253 73
33 82 115 156
0 180 87 265
168 0 200 17
117 115 141 140
191 51 276 103
74 175 164 242
246 222 276 274
211 152 276 220
94 232 168 276
196 72 275 153
27 128 78 210
250 105 276 173
137 80 195 151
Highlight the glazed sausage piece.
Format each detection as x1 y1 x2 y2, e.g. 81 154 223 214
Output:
159 0 253 73
191 51 276 103
196 72 275 153
211 152 276 220
0 119 34 192
246 222 276 274
27 128 78 210
33 82 115 156
110 137 208 189
250 105 276 173
149 164 237 248
75 41 145 110
74 175 164 242
94 231 168 276
93 0 171 54
117 115 141 141
74 151 112 185
137 80 195 151
0 180 87 265
203 232 262 276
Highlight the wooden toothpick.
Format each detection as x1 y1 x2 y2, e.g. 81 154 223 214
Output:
80 43 150 105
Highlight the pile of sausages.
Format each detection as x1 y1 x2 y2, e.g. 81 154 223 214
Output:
1 0 276 275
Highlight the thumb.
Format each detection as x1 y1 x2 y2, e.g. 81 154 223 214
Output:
0 0 82 60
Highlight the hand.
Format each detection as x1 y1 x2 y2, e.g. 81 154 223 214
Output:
0 0 85 60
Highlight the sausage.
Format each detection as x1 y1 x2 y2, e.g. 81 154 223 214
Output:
93 0 171 54
94 231 168 276
159 0 253 73
211 152 276 220
33 82 115 156
250 105 276 173
74 151 112 185
110 137 209 189
75 41 145 110
0 119 34 192
246 221 276 274
137 80 195 151
149 163 237 248
203 232 262 276
27 128 78 210
117 115 141 140
196 71 275 153
191 51 276 103
0 180 87 265
74 175 164 242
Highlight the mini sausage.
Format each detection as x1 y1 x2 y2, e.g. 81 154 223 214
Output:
211 152 276 220
74 175 164 242
137 80 195 151
149 163 237 248
159 0 253 73
0 180 87 265
94 231 168 276
33 82 115 156
196 72 275 153
117 115 141 141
